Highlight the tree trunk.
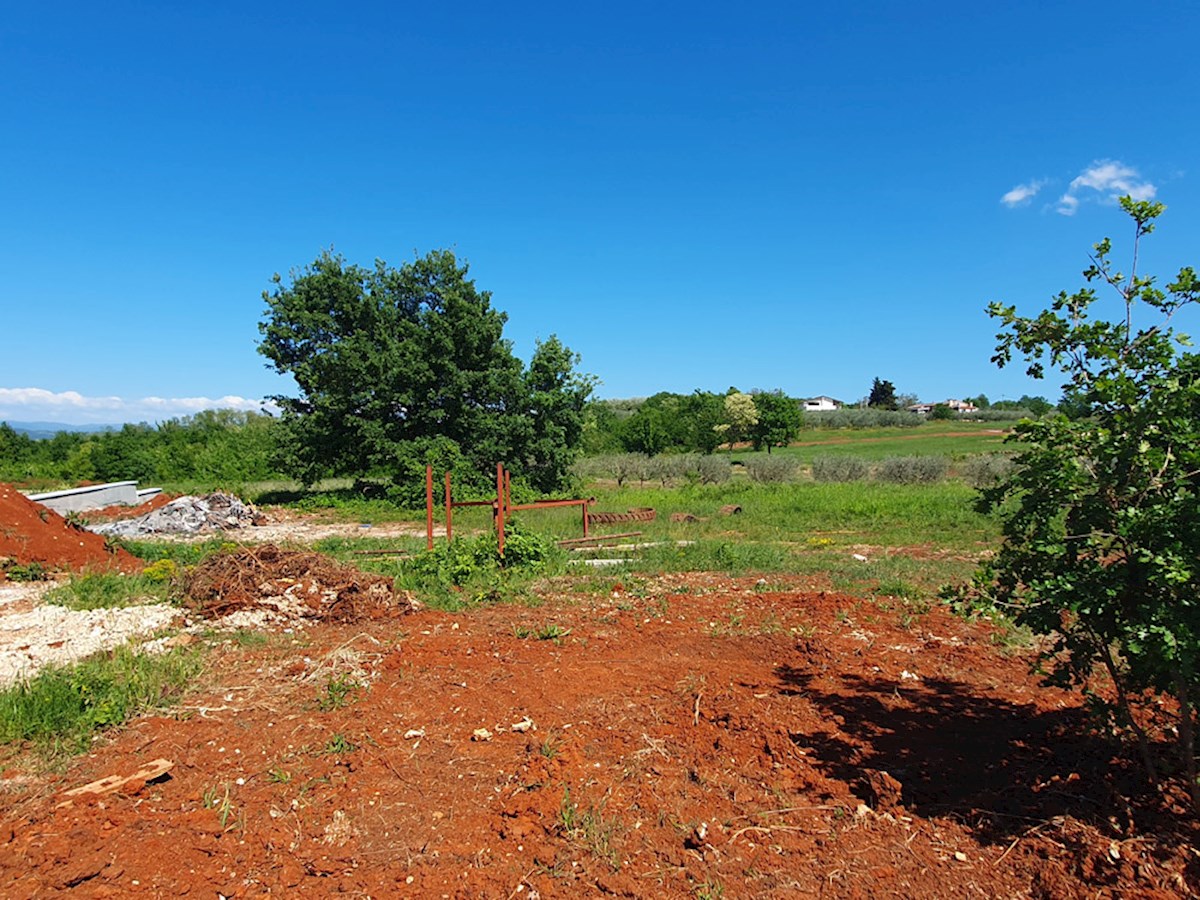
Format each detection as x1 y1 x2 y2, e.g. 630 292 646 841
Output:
1175 674 1199 810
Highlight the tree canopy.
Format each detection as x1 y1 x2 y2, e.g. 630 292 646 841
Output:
258 249 592 497
867 377 898 410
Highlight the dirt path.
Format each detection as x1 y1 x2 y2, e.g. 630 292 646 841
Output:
1 573 1192 897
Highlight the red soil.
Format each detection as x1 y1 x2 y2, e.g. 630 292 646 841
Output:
82 492 177 522
0 573 1194 897
0 483 141 577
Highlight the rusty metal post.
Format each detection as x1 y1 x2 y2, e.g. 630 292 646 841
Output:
444 470 453 543
425 465 434 551
582 498 590 538
495 462 505 558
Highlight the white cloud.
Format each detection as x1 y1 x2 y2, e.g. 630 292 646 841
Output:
1000 179 1046 207
0 387 275 425
1057 159 1156 216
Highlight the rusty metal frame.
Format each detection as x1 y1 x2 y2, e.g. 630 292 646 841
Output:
425 463 593 557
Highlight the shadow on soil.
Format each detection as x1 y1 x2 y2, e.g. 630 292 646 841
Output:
777 666 1199 883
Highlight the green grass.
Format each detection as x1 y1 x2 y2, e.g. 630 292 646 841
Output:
573 480 995 551
779 421 1013 463
0 645 203 760
45 572 178 610
116 537 234 567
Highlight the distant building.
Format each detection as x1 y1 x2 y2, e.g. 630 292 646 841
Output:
906 399 980 416
803 396 843 412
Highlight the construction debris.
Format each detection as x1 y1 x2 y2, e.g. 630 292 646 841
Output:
88 493 263 538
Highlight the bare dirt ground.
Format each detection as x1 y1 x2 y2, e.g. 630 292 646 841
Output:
1 571 1195 898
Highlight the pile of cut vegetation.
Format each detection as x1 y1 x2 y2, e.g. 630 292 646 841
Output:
0 483 141 577
182 543 420 626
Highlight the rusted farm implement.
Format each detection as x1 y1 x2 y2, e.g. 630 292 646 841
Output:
425 464 656 556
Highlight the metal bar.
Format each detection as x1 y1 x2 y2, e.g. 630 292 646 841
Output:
495 462 505 558
557 531 642 546
444 470 453 543
583 498 589 538
509 499 589 511
425 465 434 551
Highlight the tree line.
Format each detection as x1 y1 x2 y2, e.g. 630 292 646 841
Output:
0 410 277 487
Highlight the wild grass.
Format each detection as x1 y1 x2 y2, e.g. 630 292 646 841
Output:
0 645 203 760
45 572 177 610
777 421 1012 463
117 537 233 567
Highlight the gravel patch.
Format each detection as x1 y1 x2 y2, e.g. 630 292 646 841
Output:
0 595 181 687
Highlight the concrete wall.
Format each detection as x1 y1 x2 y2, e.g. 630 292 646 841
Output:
26 481 142 515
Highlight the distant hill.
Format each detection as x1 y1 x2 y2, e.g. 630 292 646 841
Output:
3 421 120 440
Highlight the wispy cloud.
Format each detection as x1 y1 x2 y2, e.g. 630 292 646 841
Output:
1001 159 1158 217
1056 159 1156 216
0 387 275 425
1000 179 1046 207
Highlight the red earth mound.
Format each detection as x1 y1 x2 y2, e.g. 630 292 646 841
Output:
0 483 141 577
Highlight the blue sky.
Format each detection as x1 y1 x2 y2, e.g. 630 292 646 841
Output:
2 0 1198 425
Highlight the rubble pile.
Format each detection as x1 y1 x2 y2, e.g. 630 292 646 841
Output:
88 492 262 538
182 543 421 625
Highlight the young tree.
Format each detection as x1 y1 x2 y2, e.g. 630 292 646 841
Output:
519 336 595 492
714 390 759 448
259 249 591 493
750 390 803 453
975 197 1200 802
679 391 726 454
867 377 898 410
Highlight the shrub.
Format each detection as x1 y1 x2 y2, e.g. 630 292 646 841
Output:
811 455 869 482
960 454 1014 489
803 409 923 429
647 454 688 487
876 455 948 484
403 519 559 588
929 404 957 420
594 453 651 488
743 455 798 484
692 455 731 484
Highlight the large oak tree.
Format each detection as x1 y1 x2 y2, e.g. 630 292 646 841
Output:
259 249 591 496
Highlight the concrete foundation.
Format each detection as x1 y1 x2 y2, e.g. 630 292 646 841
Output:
26 481 142 515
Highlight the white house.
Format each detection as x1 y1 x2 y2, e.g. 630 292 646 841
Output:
803 396 843 412
906 399 980 416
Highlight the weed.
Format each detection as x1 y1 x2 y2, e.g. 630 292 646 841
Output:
557 788 620 869
202 784 237 829
318 675 359 712
324 733 356 754
875 577 918 600
267 767 292 784
231 629 269 648
2 561 48 582
140 559 179 583
539 738 560 760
